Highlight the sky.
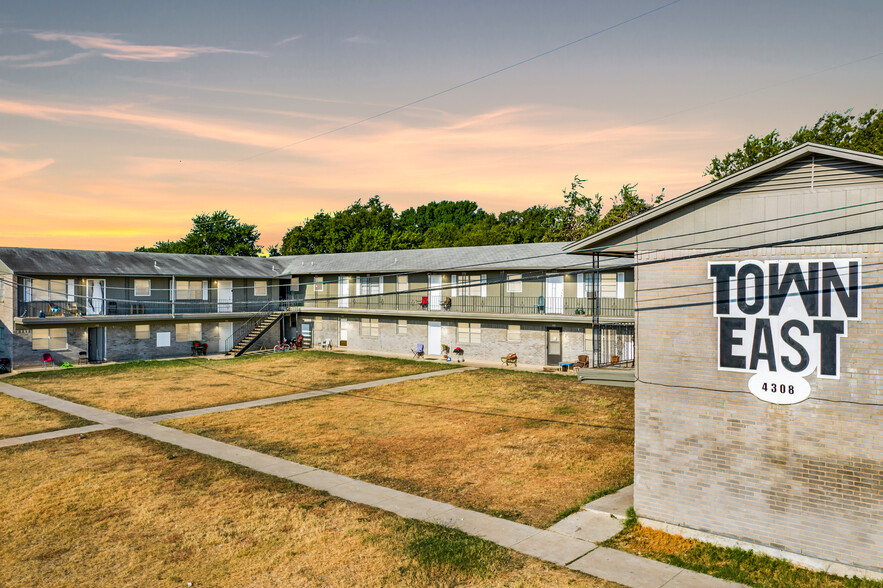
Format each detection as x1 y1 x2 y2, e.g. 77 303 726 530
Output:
1 0 881 251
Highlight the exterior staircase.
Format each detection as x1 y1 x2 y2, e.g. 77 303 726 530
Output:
226 310 285 357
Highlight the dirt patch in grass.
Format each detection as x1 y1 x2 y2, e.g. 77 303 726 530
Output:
603 514 881 588
0 394 91 439
5 351 454 417
0 430 616 587
170 368 635 528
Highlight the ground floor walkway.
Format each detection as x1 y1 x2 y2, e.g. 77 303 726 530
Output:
0 372 739 588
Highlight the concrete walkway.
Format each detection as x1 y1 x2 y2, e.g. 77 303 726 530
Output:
0 381 742 588
0 424 111 448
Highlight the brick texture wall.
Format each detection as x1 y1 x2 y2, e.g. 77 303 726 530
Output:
635 245 882 572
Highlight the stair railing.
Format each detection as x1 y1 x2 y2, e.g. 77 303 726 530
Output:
224 299 286 354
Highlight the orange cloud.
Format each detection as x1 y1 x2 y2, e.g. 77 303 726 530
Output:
32 32 261 62
0 157 54 181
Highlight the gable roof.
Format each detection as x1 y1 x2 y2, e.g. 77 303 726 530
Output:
0 247 281 278
277 242 613 275
565 143 883 253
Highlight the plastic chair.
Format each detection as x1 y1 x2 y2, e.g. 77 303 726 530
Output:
535 295 545 314
42 353 54 368
412 344 424 359
78 351 88 365
418 296 429 310
294 334 304 350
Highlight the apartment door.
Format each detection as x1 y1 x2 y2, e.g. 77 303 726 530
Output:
429 275 442 310
219 322 233 353
546 327 562 365
86 279 106 315
338 277 350 308
339 318 348 347
87 327 106 362
545 276 564 314
217 280 233 312
427 321 442 355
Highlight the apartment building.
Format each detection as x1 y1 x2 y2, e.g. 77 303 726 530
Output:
567 143 883 577
0 242 633 370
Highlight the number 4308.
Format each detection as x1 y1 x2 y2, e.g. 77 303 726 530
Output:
761 382 795 394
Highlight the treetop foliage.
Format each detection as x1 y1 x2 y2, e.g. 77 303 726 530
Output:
705 108 883 180
136 210 262 257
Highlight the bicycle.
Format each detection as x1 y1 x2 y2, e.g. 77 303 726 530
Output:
273 340 291 352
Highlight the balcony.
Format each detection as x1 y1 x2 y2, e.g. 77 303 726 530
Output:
16 294 633 323
298 293 634 319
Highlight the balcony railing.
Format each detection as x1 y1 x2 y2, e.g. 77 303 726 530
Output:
300 294 634 318
18 294 633 320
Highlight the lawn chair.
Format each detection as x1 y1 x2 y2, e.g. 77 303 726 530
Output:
412 344 424 359
320 338 332 350
42 353 54 368
535 295 545 314
501 353 517 367
573 355 589 371
418 296 428 310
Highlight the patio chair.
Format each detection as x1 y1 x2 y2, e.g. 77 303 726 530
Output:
573 355 589 371
42 353 54 368
535 295 545 314
320 338 332 350
412 344 424 359
294 334 304 350
78 351 88 365
443 296 452 310
418 296 428 310
500 353 517 367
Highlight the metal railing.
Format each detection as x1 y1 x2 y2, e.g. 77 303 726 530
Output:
299 294 633 318
223 299 289 354
17 298 303 319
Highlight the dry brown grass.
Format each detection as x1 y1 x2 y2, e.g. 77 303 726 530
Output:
0 430 617 587
170 368 635 528
5 351 454 417
0 394 91 439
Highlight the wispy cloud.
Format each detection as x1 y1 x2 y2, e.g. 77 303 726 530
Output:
0 157 54 181
342 35 381 45
275 34 302 46
0 50 50 63
15 52 92 68
32 32 262 62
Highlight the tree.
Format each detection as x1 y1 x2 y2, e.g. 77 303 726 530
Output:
136 210 262 256
544 175 602 242
706 108 883 180
594 183 664 233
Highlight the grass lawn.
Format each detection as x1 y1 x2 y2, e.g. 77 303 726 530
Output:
4 351 455 418
0 393 91 439
169 368 635 528
0 430 617 587
602 511 882 588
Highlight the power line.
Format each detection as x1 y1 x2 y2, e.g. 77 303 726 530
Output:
239 1 683 161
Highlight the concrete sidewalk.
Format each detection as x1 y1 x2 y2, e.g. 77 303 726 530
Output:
0 381 742 588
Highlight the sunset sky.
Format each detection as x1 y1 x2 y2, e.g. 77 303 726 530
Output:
1 0 881 251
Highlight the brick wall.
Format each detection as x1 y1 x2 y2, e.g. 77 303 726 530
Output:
634 245 883 572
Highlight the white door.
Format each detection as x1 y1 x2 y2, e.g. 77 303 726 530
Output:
427 321 442 355
545 276 564 314
339 318 348 346
338 277 350 308
219 322 233 353
86 279 105 315
218 280 233 312
429 275 442 310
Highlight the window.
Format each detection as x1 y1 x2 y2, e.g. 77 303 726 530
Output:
357 276 382 296
600 273 618 298
361 318 380 337
397 319 407 334
397 275 408 292
314 277 324 292
457 322 481 344
31 279 67 302
134 279 151 297
506 274 522 293
175 280 208 300
32 328 67 350
315 316 323 330
135 324 150 340
456 274 486 297
507 324 521 342
290 277 299 290
584 328 593 352
175 323 202 342
254 281 268 296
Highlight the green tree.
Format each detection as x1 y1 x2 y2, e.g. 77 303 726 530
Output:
136 211 262 256
706 108 883 180
544 175 603 242
594 184 664 233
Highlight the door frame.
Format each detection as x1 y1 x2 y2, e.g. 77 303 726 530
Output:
339 317 348 346
546 326 562 365
545 275 564 315
219 321 233 353
87 326 106 362
427 321 442 355
429 275 442 310
86 279 106 315
217 280 233 312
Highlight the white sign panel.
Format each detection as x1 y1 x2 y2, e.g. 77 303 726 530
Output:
708 259 861 404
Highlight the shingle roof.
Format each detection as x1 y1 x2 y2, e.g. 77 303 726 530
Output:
277 242 605 275
0 242 610 279
0 247 280 278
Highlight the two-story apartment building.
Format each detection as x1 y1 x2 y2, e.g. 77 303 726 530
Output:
0 242 634 370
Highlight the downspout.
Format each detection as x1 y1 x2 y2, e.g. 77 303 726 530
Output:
171 275 176 318
592 254 601 368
